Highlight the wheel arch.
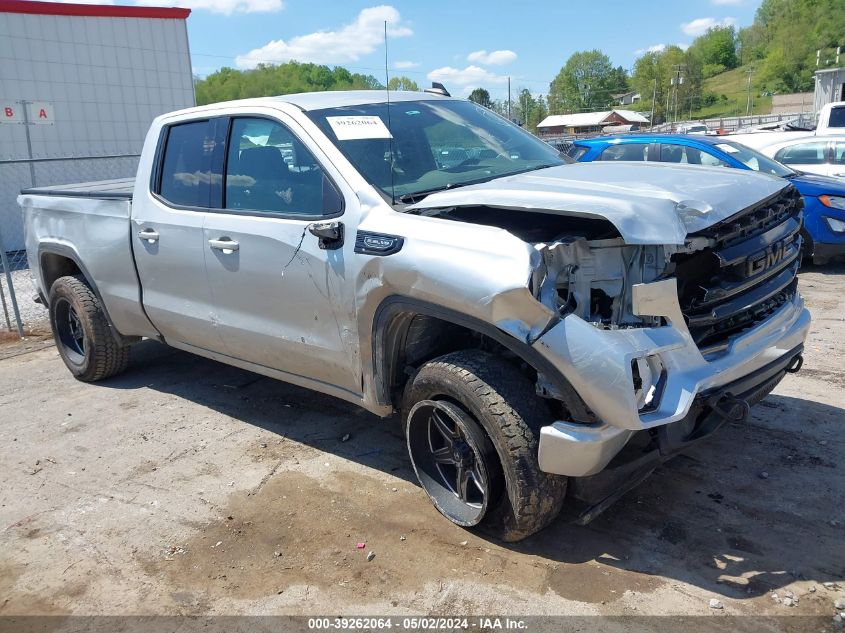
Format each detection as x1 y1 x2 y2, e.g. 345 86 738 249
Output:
370 295 594 421
37 243 139 346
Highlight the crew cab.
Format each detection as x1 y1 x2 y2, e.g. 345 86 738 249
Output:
20 91 810 540
566 133 845 263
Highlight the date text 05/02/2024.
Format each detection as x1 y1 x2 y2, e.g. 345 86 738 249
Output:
307 617 528 630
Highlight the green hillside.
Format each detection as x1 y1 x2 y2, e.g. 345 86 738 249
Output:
694 65 773 119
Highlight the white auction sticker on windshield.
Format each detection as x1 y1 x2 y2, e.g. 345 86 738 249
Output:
715 143 740 154
326 116 393 140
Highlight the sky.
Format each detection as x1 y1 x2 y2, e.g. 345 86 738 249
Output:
55 0 762 98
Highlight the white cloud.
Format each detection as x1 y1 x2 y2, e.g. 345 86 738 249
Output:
466 49 517 66
427 65 508 87
393 60 420 69
635 43 667 55
137 0 282 14
235 5 412 68
680 16 736 37
635 42 691 56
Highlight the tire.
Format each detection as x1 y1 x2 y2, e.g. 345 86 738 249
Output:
800 228 814 263
48 275 130 382
402 350 567 542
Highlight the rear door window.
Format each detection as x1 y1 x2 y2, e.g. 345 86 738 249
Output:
828 106 845 129
158 119 226 208
599 143 650 161
659 143 728 167
774 142 829 165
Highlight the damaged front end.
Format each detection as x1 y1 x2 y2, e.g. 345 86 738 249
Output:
408 181 810 490
528 186 809 484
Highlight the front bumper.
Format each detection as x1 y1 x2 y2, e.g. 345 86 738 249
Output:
534 289 811 477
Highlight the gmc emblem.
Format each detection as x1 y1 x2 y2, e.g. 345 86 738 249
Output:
746 239 790 276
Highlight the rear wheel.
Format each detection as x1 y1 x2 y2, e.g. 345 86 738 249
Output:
49 275 130 382
403 350 568 541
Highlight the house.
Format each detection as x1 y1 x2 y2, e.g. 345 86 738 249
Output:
536 110 650 137
613 91 641 106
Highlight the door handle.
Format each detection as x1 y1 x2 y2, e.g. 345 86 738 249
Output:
209 238 239 254
138 228 160 243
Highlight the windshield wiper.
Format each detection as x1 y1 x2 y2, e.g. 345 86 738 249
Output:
398 183 461 204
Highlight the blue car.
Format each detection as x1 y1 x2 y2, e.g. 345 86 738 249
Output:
565 134 845 264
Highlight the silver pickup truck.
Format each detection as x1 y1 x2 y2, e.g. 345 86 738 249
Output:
20 90 811 541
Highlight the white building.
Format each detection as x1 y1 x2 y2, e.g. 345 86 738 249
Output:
536 110 650 137
613 91 641 106
0 0 195 250
813 67 845 114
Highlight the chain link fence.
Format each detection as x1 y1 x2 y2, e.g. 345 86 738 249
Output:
0 154 140 338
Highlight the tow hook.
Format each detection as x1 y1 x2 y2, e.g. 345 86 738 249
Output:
785 354 803 374
709 393 750 423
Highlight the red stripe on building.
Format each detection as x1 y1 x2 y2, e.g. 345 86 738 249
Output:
0 0 190 19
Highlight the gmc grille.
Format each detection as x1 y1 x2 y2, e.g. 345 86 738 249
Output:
673 187 803 352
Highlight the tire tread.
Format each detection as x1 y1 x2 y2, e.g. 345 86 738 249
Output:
404 350 567 541
49 275 129 382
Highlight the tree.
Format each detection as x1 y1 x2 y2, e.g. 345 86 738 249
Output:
688 26 738 78
548 50 625 114
747 0 845 92
194 61 383 105
631 45 701 124
468 88 493 108
388 76 419 91
510 88 548 133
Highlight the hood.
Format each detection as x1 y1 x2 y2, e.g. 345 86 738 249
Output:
789 172 845 197
408 162 788 245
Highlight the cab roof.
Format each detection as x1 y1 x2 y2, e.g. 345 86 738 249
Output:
170 90 453 119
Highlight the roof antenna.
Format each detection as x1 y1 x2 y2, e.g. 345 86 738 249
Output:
384 20 397 205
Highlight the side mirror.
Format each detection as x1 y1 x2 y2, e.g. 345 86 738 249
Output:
309 221 344 250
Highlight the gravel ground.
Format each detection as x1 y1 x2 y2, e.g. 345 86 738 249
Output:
0 264 843 629
0 267 47 333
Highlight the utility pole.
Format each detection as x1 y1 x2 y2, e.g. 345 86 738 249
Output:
650 77 657 130
670 65 685 127
745 67 754 116
521 90 531 129
507 77 511 121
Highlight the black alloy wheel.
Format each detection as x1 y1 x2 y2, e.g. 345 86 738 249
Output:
406 399 501 527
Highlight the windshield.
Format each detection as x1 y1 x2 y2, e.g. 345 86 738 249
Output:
714 141 795 177
307 99 567 202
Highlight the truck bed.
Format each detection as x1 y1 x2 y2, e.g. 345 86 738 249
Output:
21 178 135 200
19 177 160 341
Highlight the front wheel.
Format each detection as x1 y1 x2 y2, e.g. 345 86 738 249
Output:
49 275 130 382
403 350 567 541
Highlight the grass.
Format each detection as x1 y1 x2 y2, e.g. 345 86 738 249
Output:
692 64 773 119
